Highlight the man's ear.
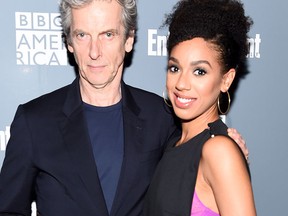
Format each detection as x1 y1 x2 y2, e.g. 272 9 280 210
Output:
67 43 74 53
125 30 135 53
221 68 236 92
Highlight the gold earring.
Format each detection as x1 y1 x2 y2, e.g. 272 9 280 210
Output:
217 91 231 115
162 90 172 107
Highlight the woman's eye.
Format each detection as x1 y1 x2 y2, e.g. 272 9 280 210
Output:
194 68 206 76
168 65 179 73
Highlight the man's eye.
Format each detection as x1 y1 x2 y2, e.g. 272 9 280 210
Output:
99 31 116 41
76 32 87 39
194 68 206 76
106 32 113 37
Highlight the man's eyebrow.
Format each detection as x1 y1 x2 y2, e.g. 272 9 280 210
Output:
99 29 120 34
71 28 121 37
72 29 85 35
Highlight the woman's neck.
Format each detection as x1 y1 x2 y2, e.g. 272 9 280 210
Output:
177 112 219 146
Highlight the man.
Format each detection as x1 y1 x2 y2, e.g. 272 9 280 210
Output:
0 0 247 215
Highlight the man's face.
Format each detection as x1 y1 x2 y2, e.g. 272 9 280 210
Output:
68 0 134 89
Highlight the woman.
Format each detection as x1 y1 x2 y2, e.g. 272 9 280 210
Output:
143 0 256 215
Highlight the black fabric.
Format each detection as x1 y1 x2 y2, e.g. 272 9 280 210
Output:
0 76 179 216
143 119 249 216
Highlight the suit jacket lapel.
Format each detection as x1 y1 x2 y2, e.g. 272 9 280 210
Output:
110 82 144 215
59 77 109 216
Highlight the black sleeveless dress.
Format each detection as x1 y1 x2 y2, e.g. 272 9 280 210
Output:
143 119 249 216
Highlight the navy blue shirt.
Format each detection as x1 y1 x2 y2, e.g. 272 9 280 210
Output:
83 100 124 213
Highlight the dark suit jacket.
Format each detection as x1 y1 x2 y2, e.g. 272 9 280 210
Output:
0 77 178 216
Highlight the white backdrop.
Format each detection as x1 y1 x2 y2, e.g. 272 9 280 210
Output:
0 1 287 215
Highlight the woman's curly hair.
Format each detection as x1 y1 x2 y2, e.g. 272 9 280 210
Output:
163 0 253 74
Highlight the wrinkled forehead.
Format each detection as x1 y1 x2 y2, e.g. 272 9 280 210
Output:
70 0 123 26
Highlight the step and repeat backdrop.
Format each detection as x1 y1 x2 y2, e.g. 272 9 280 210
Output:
0 0 287 215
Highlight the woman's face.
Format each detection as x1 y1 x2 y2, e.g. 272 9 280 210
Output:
166 37 235 121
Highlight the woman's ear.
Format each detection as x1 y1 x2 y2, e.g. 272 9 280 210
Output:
221 68 236 92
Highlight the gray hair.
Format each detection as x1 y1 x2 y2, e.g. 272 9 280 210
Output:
59 0 137 44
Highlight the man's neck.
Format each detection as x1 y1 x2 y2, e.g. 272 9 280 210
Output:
79 79 122 107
